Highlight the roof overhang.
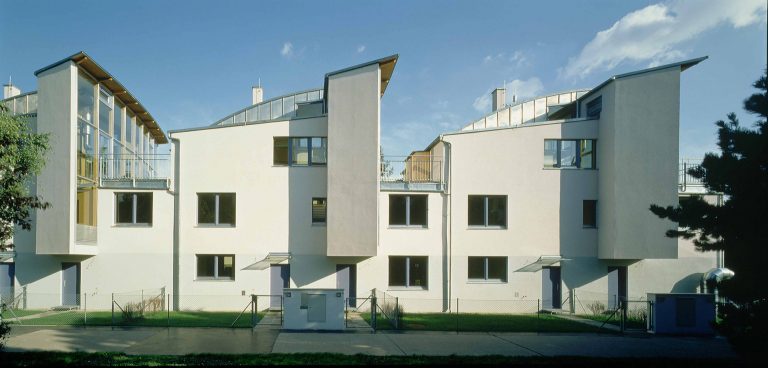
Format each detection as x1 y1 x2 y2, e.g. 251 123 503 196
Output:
242 252 291 271
514 255 568 273
35 51 167 144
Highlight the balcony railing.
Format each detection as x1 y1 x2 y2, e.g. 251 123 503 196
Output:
679 158 706 193
381 155 444 191
98 154 171 189
1 92 38 115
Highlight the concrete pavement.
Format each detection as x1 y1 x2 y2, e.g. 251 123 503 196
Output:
4 326 738 359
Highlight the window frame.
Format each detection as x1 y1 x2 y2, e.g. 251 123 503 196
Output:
196 193 236 227
114 192 153 226
273 136 328 167
467 256 508 283
388 256 428 289
311 197 327 225
543 139 597 169
467 195 507 228
388 194 428 228
195 254 236 281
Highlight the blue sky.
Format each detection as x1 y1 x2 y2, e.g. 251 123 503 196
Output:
1 0 765 158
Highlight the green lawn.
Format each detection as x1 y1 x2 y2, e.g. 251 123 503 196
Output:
4 310 262 328
362 312 610 333
0 352 740 367
578 314 647 329
1 309 47 319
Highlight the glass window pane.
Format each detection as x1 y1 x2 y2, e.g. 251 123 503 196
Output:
409 195 428 226
560 140 578 168
467 257 485 280
580 140 594 169
126 112 134 146
583 200 597 228
115 193 133 224
283 95 295 115
307 90 319 101
312 198 327 224
198 194 216 224
246 106 258 122
271 99 283 119
27 93 37 113
78 75 95 124
468 196 485 226
388 257 407 287
114 103 123 142
218 193 236 225
273 137 289 165
487 196 507 227
310 137 327 165
233 111 245 124
99 99 112 134
197 255 215 278
291 138 309 165
409 257 428 288
15 97 25 114
295 93 307 103
487 257 507 281
259 103 271 120
218 255 235 279
135 193 153 224
544 140 558 168
389 195 407 225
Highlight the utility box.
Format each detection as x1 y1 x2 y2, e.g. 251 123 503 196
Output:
283 288 345 330
648 293 715 335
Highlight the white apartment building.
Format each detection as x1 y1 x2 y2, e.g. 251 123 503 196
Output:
1 52 717 313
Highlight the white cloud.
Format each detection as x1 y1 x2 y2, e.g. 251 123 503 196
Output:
483 50 529 68
561 0 767 80
280 42 294 58
357 45 366 53
473 77 544 113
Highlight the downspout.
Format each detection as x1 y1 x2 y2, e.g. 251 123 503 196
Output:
170 135 181 311
440 136 453 310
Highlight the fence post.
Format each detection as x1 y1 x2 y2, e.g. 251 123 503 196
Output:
371 292 377 333
167 294 170 328
394 297 399 330
455 298 459 335
620 300 626 333
111 293 115 327
83 293 87 327
251 295 256 328
280 295 284 326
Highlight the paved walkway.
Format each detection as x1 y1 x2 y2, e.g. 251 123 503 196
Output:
4 326 737 358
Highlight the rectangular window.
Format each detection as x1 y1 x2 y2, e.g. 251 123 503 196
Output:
583 200 597 228
388 256 428 288
586 96 602 118
388 194 428 227
468 195 507 228
312 198 327 224
468 256 508 282
196 255 235 280
273 137 328 166
115 192 153 225
197 193 236 226
543 139 597 169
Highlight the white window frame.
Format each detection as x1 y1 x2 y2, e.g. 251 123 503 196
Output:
115 192 152 226
197 193 236 226
467 256 508 283
195 254 235 281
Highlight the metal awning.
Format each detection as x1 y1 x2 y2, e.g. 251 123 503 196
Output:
242 252 291 270
514 255 567 272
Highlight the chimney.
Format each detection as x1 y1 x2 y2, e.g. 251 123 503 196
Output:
3 78 21 99
491 87 506 112
252 79 263 105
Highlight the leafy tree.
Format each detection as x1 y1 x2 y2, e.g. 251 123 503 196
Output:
650 70 767 353
0 104 50 251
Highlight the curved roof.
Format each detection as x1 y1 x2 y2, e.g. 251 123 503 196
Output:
35 51 167 144
211 88 324 126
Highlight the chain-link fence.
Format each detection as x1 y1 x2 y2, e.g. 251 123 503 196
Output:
345 296 373 330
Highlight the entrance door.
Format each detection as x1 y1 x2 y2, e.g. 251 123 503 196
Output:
270 264 290 309
336 264 357 307
61 263 80 306
0 263 14 303
608 266 628 309
542 266 561 309
306 294 326 322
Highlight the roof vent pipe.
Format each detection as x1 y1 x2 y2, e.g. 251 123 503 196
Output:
491 87 505 112
3 76 21 99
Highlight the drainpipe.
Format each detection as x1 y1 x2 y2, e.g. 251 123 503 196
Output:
170 135 181 311
440 136 453 310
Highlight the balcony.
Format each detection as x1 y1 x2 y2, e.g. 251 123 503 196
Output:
98 154 171 189
380 155 444 192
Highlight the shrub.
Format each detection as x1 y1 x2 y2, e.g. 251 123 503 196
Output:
586 301 606 315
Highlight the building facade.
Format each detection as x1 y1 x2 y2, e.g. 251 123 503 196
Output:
1 52 716 314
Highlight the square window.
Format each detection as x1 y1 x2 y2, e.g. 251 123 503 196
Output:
291 138 310 166
468 195 506 227
388 256 427 288
196 255 235 280
468 256 507 282
311 137 327 165
467 257 485 279
560 140 578 168
468 196 485 226
388 256 407 287
389 195 407 225
197 255 216 278
544 140 558 168
115 192 152 225
409 195 428 226
312 198 327 224
218 193 236 225
580 140 595 169
487 196 507 227
273 137 289 165
197 193 216 224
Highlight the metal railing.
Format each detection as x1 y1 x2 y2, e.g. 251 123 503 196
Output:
98 154 171 181
213 88 324 126
679 158 704 190
380 156 443 184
